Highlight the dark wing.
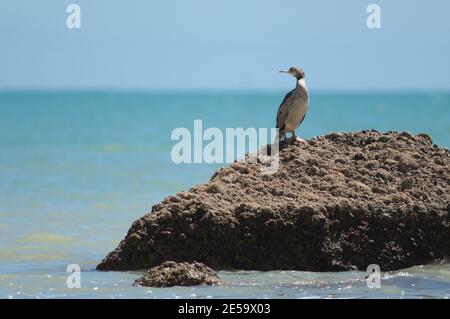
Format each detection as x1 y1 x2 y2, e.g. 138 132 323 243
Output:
276 89 295 129
298 95 309 127
298 112 307 127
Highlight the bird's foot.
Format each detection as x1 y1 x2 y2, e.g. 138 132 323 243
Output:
290 136 307 144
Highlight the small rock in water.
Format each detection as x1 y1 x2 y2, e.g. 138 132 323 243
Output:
133 261 220 287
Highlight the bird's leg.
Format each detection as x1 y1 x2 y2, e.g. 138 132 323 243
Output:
291 130 297 142
286 131 296 143
287 133 295 143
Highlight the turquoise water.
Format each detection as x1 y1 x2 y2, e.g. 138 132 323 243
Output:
1 91 450 299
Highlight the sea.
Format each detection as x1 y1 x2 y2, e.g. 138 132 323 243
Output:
1 91 449 299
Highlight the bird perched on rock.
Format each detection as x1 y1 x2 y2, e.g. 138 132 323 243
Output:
276 67 309 143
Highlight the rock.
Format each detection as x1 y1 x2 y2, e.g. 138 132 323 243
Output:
417 133 433 145
97 131 450 272
133 261 220 287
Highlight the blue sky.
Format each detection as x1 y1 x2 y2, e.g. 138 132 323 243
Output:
1 0 449 91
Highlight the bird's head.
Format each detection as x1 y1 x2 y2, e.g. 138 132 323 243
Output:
279 67 305 80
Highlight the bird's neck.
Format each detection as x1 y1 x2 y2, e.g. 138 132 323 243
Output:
296 78 307 90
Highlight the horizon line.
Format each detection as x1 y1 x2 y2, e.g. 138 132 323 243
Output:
1 87 450 95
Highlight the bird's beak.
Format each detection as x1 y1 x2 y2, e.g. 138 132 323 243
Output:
279 70 289 73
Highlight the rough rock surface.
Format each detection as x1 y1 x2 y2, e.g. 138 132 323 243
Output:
133 261 220 287
97 131 450 272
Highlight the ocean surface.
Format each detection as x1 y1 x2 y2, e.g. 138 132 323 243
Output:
1 91 450 299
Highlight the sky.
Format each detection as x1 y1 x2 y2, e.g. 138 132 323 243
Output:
0 0 450 91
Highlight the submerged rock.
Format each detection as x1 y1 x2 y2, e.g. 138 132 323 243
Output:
133 261 220 287
97 131 450 272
